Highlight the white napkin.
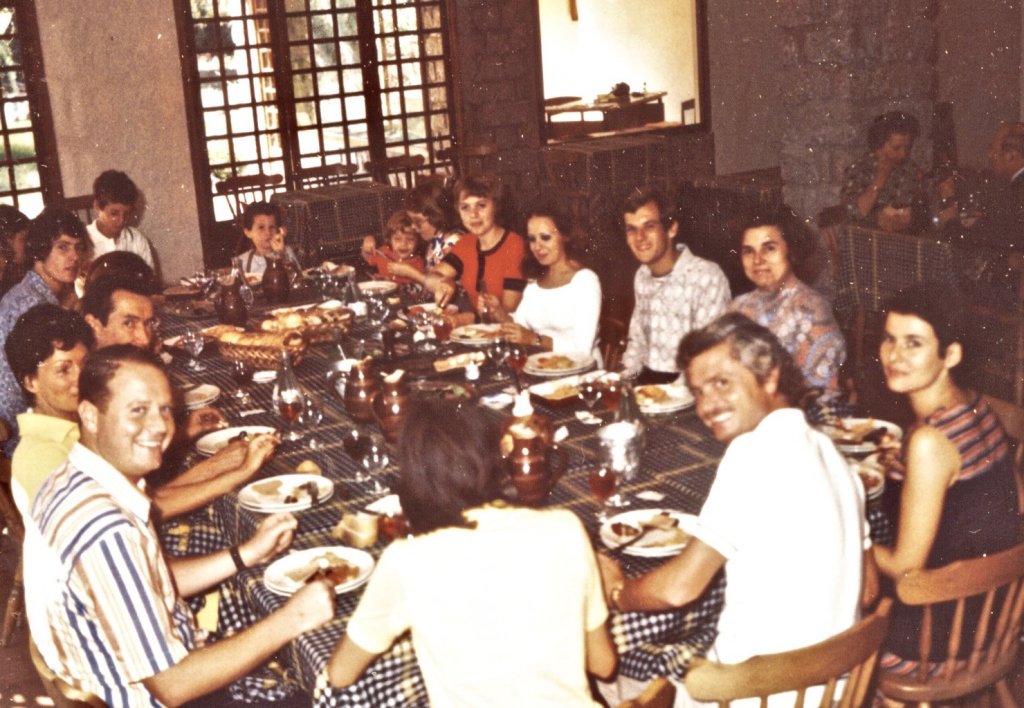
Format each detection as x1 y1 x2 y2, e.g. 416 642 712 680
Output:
480 393 514 410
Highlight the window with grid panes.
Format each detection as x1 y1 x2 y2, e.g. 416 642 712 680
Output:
0 1 56 216
178 0 454 227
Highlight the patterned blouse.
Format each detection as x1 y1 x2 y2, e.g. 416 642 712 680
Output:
840 153 926 222
729 274 846 397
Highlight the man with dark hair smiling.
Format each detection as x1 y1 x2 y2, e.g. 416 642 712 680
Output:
598 313 872 704
619 187 729 384
23 345 333 707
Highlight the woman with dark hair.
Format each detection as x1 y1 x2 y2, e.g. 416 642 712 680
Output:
0 204 30 296
482 202 602 359
327 400 615 705
840 110 927 232
727 206 846 401
873 284 1018 673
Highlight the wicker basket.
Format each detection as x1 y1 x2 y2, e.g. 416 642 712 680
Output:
216 332 307 369
259 307 354 345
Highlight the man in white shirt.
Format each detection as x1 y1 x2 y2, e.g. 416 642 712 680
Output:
86 170 157 272
619 188 730 384
599 313 874 705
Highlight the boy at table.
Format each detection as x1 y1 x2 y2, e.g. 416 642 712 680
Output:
87 169 157 271
22 345 335 707
619 187 730 385
598 313 873 705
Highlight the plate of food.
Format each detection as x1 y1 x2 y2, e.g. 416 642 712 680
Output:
409 380 479 401
358 280 399 296
238 474 334 513
163 284 201 299
634 383 694 414
263 546 374 596
821 418 902 455
183 383 220 410
399 302 458 322
599 509 698 558
527 371 608 406
523 352 595 377
195 425 276 456
851 460 886 500
450 323 501 345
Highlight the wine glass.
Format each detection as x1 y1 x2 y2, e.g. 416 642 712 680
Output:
299 395 324 449
487 339 510 381
578 379 603 410
601 378 622 412
181 326 206 371
367 295 390 329
588 467 618 521
230 360 253 403
360 433 391 495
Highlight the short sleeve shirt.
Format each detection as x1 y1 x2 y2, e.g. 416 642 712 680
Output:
441 230 526 308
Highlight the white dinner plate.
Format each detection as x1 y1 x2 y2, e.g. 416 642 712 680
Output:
523 352 595 377
450 323 501 345
263 546 374 596
358 280 399 296
195 425 276 456
399 302 457 322
268 300 344 317
184 384 220 410
634 383 694 414
599 509 699 558
851 461 886 500
238 474 334 513
527 370 610 403
821 418 903 455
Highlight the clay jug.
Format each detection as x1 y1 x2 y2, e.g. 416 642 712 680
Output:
500 392 565 506
372 374 410 444
343 358 379 424
216 268 249 326
261 252 291 304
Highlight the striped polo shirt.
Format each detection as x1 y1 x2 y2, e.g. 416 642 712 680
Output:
24 443 198 707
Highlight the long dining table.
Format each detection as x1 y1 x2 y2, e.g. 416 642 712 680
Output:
156 279 888 706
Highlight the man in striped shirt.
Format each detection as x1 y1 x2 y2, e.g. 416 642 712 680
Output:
23 345 334 707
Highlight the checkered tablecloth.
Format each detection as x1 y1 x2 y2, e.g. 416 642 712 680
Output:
157 288 887 706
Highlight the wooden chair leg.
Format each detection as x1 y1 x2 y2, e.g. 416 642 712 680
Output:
1 556 23 647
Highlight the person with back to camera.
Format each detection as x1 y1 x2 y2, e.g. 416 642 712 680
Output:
326 399 615 706
872 284 1019 676
728 205 846 407
841 111 927 233
481 201 602 361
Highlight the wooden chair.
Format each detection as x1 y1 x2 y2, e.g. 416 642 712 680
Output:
29 639 107 707
214 172 284 224
436 142 497 180
685 598 893 707
983 393 1024 515
877 544 1024 706
364 154 425 189
617 677 675 708
599 316 629 372
0 454 24 647
61 194 95 226
295 162 357 190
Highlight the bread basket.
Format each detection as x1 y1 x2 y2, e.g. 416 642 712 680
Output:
215 329 307 369
259 305 354 345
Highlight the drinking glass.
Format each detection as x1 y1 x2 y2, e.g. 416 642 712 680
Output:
487 339 510 381
588 467 619 521
601 378 622 412
432 314 452 342
277 359 303 442
505 343 527 375
343 427 372 480
230 360 253 402
360 433 391 495
578 380 603 410
367 295 390 329
299 395 324 449
182 327 206 371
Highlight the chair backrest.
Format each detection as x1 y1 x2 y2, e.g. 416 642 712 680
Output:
599 316 629 372
879 543 1024 704
61 194 95 227
685 598 892 707
29 639 107 708
215 172 284 224
982 394 1024 515
295 162 357 190
617 677 675 708
364 154 425 189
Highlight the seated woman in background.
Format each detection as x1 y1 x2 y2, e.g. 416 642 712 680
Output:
360 211 425 286
840 111 927 233
234 201 301 275
728 206 846 403
326 399 615 706
0 205 30 296
482 202 602 360
873 284 1018 673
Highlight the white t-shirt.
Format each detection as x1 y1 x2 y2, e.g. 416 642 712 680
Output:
512 268 602 361
346 505 607 708
694 408 868 665
87 222 156 270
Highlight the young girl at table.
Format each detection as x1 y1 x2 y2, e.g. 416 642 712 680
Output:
326 400 615 706
360 210 425 286
234 201 301 275
873 284 1018 674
